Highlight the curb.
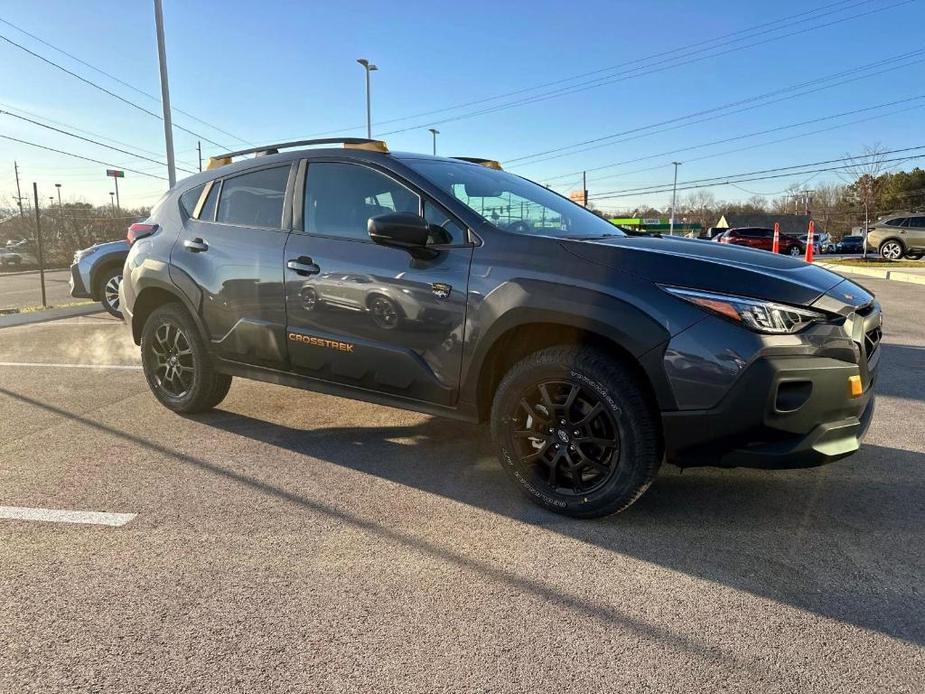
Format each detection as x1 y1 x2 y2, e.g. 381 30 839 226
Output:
0 304 105 329
815 262 925 285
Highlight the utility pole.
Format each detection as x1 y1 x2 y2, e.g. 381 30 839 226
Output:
197 140 202 172
356 58 378 139
669 162 681 236
14 161 24 216
113 174 121 212
428 128 439 156
154 0 177 187
110 192 116 213
55 183 62 209
31 182 46 308
582 170 588 207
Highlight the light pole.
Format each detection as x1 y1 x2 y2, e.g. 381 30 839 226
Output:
154 0 177 187
428 128 439 156
55 183 62 209
109 192 115 213
356 58 378 139
669 161 682 236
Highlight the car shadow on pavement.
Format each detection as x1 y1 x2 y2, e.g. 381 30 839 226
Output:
199 409 925 647
875 343 925 401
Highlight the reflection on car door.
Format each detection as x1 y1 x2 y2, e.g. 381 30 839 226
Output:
283 160 473 406
171 164 294 366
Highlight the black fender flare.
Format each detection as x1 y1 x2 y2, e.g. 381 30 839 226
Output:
128 263 208 345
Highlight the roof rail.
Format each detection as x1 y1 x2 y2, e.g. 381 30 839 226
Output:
207 138 389 170
452 156 503 170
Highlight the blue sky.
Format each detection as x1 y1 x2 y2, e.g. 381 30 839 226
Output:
1 0 923 213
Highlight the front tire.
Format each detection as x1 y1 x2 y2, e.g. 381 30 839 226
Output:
789 245 803 257
97 266 124 318
141 303 232 414
905 253 922 260
490 346 662 518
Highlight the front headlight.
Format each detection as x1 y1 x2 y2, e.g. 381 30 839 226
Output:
662 286 828 334
74 246 100 262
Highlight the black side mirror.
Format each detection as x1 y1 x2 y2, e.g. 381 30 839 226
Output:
368 213 432 254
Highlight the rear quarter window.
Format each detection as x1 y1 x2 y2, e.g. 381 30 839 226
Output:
179 183 206 218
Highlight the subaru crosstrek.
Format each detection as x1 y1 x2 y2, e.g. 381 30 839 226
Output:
121 138 880 518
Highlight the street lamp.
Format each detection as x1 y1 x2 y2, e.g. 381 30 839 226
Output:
356 57 378 139
669 161 682 236
428 128 439 156
54 183 62 209
109 192 115 213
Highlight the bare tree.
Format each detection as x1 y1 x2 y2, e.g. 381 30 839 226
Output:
840 144 888 258
812 182 846 237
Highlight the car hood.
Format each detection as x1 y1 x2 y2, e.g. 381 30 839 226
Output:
561 235 847 307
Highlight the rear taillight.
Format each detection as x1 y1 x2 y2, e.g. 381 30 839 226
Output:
127 223 158 244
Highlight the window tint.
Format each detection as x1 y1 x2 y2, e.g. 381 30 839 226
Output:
423 201 466 245
907 216 925 228
199 181 220 222
305 162 420 241
217 166 289 228
179 183 206 217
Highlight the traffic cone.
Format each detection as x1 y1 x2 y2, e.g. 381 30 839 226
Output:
772 222 780 254
804 220 815 263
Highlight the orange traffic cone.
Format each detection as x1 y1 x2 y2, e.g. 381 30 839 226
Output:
772 222 780 254
804 220 815 263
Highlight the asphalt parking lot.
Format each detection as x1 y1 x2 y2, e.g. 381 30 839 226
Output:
0 276 922 693
0 269 76 312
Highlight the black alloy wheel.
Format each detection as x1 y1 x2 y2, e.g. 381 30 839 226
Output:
149 321 195 398
509 380 620 496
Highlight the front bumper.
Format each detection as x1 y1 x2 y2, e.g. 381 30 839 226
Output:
663 351 877 469
69 263 91 298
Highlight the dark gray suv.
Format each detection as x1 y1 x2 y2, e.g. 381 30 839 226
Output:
120 138 880 518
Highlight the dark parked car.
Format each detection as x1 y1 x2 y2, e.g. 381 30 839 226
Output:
836 235 865 254
719 227 805 256
69 239 130 317
120 138 880 518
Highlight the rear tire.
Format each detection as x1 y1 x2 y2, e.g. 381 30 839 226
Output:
490 345 662 518
905 253 922 260
140 303 232 414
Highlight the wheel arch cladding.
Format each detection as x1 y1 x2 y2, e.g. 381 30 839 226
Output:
465 281 676 421
130 282 206 346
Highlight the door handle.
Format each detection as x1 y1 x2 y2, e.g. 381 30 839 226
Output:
184 238 209 253
287 257 320 276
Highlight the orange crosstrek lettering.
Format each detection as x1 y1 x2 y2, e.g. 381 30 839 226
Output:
287 333 355 353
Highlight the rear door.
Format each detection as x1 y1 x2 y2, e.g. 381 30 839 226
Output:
905 216 925 250
171 163 295 367
282 159 473 406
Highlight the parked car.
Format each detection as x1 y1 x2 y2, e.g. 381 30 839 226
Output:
121 138 880 519
798 232 832 254
719 227 805 256
0 248 22 266
866 212 925 260
69 239 130 317
836 235 865 254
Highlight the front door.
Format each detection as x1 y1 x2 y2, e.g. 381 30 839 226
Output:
283 160 472 406
171 163 294 366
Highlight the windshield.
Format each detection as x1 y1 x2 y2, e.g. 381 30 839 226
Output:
405 159 625 239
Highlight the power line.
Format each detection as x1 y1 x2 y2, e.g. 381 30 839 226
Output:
0 17 251 147
0 110 197 175
378 0 915 138
303 0 877 138
506 47 925 167
0 134 168 180
544 95 925 186
587 147 925 200
0 32 232 150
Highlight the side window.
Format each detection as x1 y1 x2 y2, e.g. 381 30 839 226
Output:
198 181 220 222
305 162 420 241
179 183 206 218
423 201 466 245
217 166 289 228
908 217 925 228
886 217 907 227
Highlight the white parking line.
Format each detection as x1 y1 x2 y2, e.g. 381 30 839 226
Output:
0 361 141 370
0 506 136 526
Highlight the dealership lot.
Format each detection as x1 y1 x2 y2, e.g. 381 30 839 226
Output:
0 269 76 312
0 277 922 692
